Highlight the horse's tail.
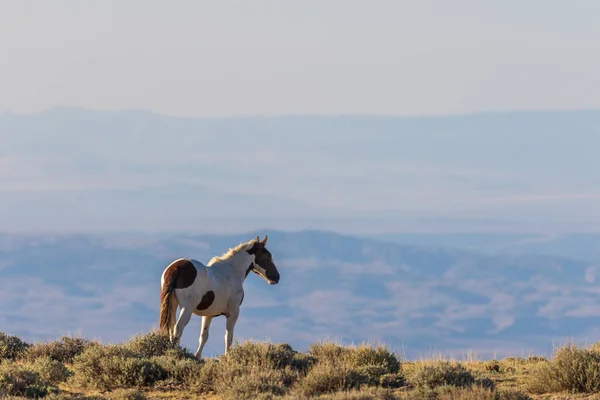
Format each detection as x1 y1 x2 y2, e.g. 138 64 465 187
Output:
159 271 179 334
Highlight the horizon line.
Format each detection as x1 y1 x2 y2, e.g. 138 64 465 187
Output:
3 104 600 121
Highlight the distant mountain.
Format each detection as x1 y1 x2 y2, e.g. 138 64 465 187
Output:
371 232 600 261
1 229 599 359
2 107 600 233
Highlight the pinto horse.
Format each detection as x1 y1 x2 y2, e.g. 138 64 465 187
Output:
159 235 280 358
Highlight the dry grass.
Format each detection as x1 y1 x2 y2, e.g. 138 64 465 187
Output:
3 331 600 399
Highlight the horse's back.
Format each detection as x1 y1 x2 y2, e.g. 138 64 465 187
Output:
162 257 234 317
189 258 210 281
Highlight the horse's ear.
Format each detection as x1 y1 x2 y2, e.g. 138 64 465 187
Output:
256 235 260 242
261 235 268 245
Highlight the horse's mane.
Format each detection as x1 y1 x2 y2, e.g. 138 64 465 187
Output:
207 237 257 266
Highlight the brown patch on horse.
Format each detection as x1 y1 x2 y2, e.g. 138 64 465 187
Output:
159 258 197 333
164 259 197 290
196 290 215 310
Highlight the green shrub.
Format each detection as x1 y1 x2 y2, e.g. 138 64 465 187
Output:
352 365 389 386
407 361 475 389
69 344 167 390
349 345 403 387
191 341 304 399
223 341 298 370
31 356 72 384
348 345 401 374
123 331 191 359
152 354 204 385
305 342 404 393
192 358 220 393
309 342 352 364
25 336 98 363
0 332 30 360
290 351 317 373
527 344 600 394
0 360 58 398
298 360 369 397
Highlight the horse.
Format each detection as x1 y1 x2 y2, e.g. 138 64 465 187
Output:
158 235 280 359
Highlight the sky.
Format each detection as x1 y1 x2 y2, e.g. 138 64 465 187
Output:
2 0 600 117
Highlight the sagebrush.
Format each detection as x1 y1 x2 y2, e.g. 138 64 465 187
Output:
1 331 599 399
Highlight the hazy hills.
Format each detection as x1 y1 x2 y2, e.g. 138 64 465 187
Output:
1 229 599 359
373 232 600 261
2 107 600 233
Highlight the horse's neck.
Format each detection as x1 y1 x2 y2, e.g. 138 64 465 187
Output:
231 252 253 283
214 252 251 284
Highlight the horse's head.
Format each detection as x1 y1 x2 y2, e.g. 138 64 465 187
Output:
246 235 280 285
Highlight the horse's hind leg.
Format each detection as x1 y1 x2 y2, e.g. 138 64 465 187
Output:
195 315 213 359
173 307 192 346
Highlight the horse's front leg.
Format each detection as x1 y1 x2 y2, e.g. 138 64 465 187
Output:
224 308 239 354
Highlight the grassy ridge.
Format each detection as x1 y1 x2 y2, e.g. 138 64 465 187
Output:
1 330 599 399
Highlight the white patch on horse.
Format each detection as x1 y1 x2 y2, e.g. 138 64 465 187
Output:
158 235 279 359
